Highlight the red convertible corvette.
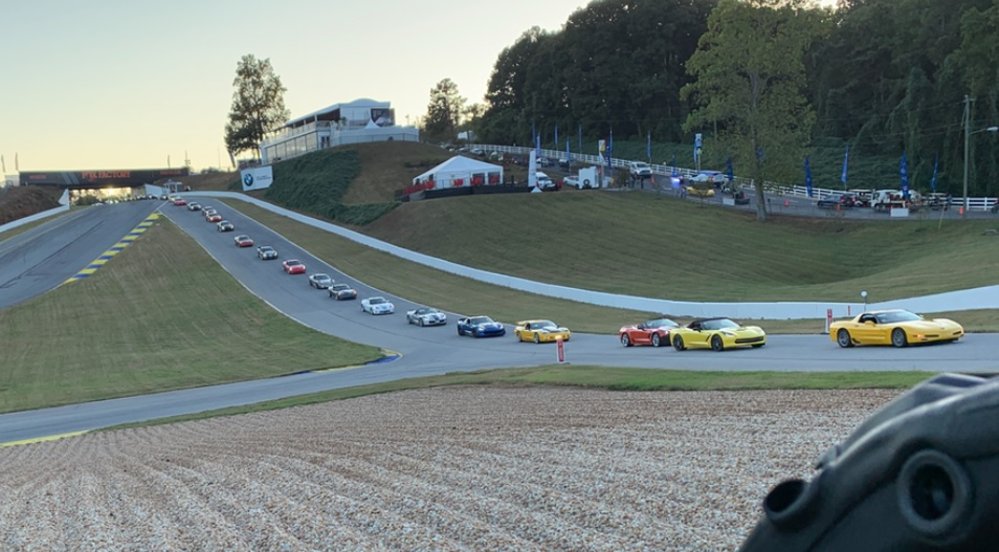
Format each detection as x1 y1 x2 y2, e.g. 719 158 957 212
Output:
619 317 680 348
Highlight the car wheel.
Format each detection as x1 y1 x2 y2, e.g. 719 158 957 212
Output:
533 333 541 344
892 328 908 348
651 333 662 347
673 335 686 351
418 318 425 327
836 329 853 348
620 334 631 347
711 335 724 352
457 327 463 336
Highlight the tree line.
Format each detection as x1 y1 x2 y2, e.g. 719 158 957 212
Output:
425 0 999 218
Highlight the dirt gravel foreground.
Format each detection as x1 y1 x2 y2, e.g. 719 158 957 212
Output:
0 387 897 551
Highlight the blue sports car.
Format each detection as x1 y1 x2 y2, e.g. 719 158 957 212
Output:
457 315 506 338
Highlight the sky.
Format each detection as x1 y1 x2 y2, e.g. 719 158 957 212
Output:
0 0 836 173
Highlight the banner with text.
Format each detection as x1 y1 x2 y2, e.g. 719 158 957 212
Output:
241 166 274 191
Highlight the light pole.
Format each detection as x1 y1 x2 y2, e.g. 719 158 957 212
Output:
860 290 868 312
961 95 998 214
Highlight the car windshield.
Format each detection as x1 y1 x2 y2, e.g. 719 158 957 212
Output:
535 320 557 329
260 247 273 252
875 311 922 324
220 220 229 225
313 274 330 280
646 318 678 328
332 284 349 291
369 297 385 304
469 316 494 325
701 319 739 330
287 260 301 266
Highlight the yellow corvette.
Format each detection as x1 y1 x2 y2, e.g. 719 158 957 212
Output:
514 320 571 343
671 318 766 351
830 309 964 348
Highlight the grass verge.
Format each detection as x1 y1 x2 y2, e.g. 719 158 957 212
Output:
0 217 381 414
0 214 61 243
363 190 999 302
109 366 935 430
223 199 654 333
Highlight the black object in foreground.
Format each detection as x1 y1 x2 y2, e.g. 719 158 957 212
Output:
740 373 999 552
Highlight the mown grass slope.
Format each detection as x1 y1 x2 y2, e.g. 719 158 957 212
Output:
363 190 999 302
265 148 398 225
0 218 381 414
0 185 61 225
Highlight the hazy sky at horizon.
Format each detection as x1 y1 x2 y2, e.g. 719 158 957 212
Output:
0 0 836 172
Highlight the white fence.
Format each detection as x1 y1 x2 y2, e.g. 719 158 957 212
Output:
473 144 999 211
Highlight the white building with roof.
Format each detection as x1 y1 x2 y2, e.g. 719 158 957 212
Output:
259 98 419 164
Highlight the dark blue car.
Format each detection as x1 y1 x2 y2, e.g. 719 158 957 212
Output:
457 315 506 338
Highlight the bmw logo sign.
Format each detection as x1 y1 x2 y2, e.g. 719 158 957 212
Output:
242 173 254 187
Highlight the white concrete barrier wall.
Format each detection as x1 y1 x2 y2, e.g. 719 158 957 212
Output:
186 191 999 320
0 204 70 235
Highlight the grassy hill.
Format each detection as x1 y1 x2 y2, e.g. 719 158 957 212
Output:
363 190 999 302
0 185 61 225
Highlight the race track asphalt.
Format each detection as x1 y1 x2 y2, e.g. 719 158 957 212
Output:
0 201 160 309
1 201 997 442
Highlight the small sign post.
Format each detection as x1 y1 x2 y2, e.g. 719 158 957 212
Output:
556 337 565 364
826 308 834 334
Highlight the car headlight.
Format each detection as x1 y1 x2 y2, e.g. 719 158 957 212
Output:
721 330 736 336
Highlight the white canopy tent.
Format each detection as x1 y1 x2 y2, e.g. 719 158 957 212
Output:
412 156 503 190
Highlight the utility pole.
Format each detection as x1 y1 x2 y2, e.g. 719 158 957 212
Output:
963 95 974 215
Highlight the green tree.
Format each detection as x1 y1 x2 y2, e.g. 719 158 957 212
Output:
224 54 290 161
682 0 823 221
423 78 466 143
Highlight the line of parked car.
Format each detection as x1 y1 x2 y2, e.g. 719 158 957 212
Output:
170 197 964 351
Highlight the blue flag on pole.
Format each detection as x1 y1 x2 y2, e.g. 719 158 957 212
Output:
554 124 559 149
841 145 849 190
577 124 582 156
565 139 571 166
646 131 652 162
900 151 909 199
606 130 614 170
726 157 734 182
805 156 813 198
670 154 678 177
930 153 939 193
535 133 541 160
531 121 536 148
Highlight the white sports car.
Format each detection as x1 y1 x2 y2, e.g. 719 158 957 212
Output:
406 307 447 326
361 296 395 315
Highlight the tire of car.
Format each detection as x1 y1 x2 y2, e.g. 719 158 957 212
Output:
892 328 908 348
836 329 853 348
620 334 631 347
711 335 725 352
533 333 541 344
673 335 686 351
418 318 425 327
457 326 463 336
651 333 661 348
